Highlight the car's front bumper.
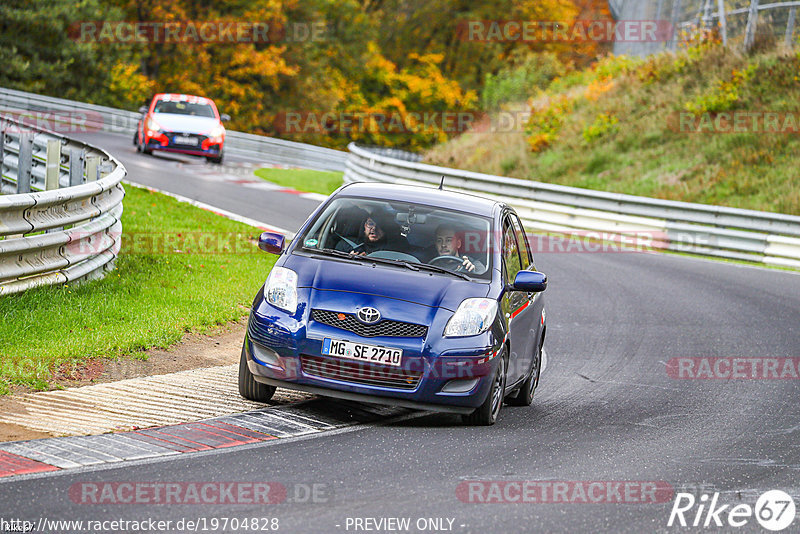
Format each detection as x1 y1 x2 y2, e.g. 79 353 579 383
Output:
244 305 502 414
146 136 222 156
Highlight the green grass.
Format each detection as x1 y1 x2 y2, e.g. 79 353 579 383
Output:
0 185 277 394
254 167 343 196
424 44 800 216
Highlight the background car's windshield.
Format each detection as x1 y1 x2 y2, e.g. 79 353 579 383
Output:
153 100 216 118
299 197 493 279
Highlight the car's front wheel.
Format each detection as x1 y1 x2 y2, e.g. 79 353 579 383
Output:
463 350 506 426
238 341 277 402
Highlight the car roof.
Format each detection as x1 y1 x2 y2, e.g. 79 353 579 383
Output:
153 93 214 105
336 182 502 218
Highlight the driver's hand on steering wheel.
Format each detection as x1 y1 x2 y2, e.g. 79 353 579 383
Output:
350 250 366 256
460 256 475 272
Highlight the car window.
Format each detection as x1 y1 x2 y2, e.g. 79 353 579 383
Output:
510 213 533 270
154 100 216 118
502 217 522 285
298 196 493 280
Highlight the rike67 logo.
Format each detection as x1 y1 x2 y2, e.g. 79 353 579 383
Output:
668 490 796 531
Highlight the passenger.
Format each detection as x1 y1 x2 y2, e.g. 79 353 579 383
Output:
336 209 403 255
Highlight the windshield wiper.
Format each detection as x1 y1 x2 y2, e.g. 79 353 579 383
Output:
304 248 470 280
304 247 360 261
411 262 471 280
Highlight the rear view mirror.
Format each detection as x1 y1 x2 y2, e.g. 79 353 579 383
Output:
220 114 231 122
513 271 547 293
138 106 148 114
258 232 285 255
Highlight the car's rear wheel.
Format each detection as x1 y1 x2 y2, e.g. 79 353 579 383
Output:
238 341 277 402
506 342 542 407
462 351 506 426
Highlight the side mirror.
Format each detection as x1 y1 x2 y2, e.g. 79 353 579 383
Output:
258 232 285 255
513 270 547 293
138 106 148 114
220 113 231 122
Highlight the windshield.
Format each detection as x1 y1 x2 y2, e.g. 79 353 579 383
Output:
298 197 493 280
153 99 216 118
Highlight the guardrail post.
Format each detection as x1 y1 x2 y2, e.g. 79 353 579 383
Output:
744 0 760 52
717 0 727 46
86 155 100 182
16 133 33 194
45 139 61 190
69 148 85 186
786 7 797 47
669 0 684 51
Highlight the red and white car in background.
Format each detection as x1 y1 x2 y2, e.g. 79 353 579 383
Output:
134 93 230 164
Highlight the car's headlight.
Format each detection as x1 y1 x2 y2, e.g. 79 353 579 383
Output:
146 117 162 132
209 124 225 138
444 298 498 337
265 267 298 314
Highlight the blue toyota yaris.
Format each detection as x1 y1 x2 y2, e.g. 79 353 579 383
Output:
239 182 547 425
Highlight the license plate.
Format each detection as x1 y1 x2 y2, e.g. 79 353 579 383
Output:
173 135 198 145
321 338 402 367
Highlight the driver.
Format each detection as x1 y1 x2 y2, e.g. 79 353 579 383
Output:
431 224 486 274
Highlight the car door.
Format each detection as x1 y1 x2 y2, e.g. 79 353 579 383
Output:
509 213 539 382
501 214 529 386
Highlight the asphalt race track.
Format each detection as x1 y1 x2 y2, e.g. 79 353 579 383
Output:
2 132 799 533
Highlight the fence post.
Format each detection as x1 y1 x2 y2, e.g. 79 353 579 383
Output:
786 7 797 47
744 0 760 52
669 0 684 50
16 133 33 194
45 139 61 190
69 148 85 186
717 0 728 46
0 121 4 194
702 0 713 27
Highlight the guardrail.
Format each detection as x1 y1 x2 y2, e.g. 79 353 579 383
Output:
345 143 800 269
0 87 348 172
0 115 126 295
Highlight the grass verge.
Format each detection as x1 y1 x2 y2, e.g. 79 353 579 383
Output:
254 167 343 196
0 184 276 394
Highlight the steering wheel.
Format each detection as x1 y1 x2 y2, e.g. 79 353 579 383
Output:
429 255 466 270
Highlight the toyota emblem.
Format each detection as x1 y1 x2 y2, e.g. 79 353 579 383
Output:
357 307 381 324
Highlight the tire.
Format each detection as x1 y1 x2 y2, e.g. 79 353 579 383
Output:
238 341 276 402
207 153 223 164
506 342 542 407
133 131 139 147
462 351 506 426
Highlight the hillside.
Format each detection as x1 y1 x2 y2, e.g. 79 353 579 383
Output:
424 38 800 215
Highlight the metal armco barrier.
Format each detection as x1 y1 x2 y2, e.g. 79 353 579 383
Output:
0 87 348 172
345 143 800 269
0 115 126 295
